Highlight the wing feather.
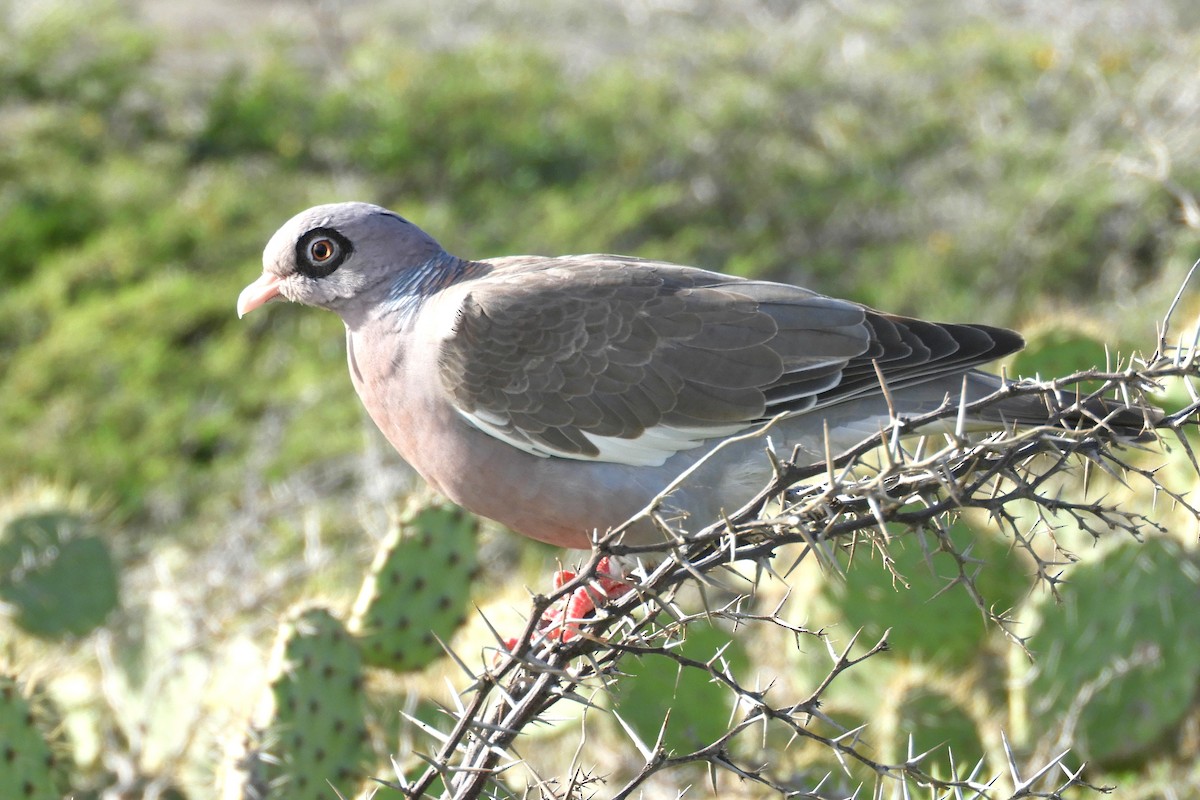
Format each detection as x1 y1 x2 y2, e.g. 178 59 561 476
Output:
436 255 1021 465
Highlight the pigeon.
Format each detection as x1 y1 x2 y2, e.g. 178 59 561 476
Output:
236 202 1129 547
239 203 1147 634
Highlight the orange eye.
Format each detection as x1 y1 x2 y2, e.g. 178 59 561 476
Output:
296 228 350 279
309 238 336 262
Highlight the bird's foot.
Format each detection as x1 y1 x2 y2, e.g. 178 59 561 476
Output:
503 557 632 651
540 557 632 641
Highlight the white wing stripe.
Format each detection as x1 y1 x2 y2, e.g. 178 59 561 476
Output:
455 407 749 466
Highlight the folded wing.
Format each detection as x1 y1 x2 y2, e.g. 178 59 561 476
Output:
436 255 1023 465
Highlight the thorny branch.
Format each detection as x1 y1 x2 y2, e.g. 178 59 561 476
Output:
385 265 1200 800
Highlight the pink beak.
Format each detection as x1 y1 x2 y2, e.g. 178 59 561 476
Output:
237 273 285 318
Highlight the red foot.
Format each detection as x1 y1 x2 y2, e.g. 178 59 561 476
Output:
502 557 633 651
543 557 633 641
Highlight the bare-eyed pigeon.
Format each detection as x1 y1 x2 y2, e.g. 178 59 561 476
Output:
238 203 1116 553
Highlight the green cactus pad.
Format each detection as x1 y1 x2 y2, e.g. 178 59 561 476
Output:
229 606 371 800
0 511 119 639
0 675 68 798
348 503 479 672
890 684 983 770
612 620 750 753
1029 540 1200 765
826 520 1029 668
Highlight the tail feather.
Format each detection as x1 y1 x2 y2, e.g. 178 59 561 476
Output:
965 373 1160 439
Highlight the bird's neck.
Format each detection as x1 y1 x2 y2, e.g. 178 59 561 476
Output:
392 251 481 306
345 252 482 331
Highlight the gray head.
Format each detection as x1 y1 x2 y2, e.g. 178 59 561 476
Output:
237 202 445 318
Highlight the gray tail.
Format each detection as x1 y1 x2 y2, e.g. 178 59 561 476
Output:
969 372 1161 440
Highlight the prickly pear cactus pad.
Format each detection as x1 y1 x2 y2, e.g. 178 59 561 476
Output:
228 606 371 800
825 520 1028 668
613 620 750 753
0 675 66 798
0 511 119 639
348 503 479 672
885 682 983 768
1029 540 1200 765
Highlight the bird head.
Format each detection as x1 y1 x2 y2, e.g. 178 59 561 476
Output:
237 202 444 318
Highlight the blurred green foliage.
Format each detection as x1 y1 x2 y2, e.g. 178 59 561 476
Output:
2 0 1199 797
2 2 1196 523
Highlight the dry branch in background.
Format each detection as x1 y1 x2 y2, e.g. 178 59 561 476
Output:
384 265 1200 800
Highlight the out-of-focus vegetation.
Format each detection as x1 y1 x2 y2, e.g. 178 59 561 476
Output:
2 0 1199 797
